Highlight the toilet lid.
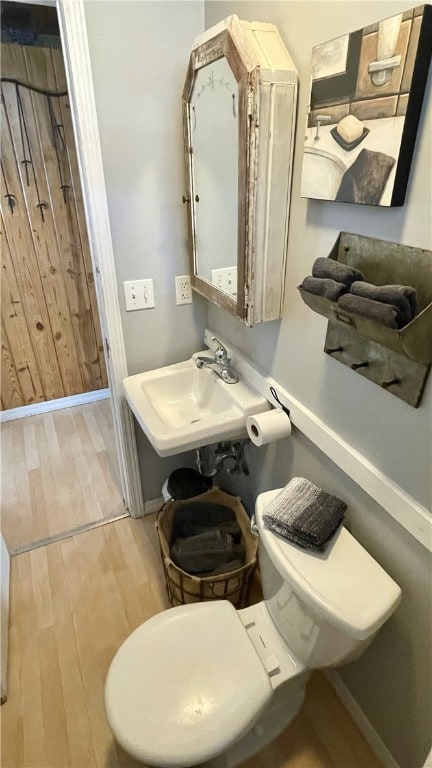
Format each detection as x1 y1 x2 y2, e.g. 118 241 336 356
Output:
104 601 273 767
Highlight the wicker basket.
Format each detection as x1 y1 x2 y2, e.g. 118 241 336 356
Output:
156 487 258 608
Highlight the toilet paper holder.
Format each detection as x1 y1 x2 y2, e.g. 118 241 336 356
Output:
269 386 290 418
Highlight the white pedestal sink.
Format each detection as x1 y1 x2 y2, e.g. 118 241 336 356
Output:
123 354 270 457
301 146 346 200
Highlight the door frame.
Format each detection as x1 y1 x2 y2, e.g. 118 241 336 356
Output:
54 0 144 516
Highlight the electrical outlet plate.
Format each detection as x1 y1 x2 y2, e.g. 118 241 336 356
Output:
124 279 155 311
175 275 192 305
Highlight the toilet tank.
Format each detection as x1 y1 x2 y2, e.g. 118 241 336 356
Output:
255 490 401 668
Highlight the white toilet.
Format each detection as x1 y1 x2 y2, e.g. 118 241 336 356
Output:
104 489 401 768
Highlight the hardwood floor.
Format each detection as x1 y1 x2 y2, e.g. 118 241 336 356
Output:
0 399 125 552
1 514 383 768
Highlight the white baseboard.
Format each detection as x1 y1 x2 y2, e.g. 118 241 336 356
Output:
325 670 400 768
143 497 164 515
0 389 110 423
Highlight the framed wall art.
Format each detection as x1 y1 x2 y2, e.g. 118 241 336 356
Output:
300 5 432 206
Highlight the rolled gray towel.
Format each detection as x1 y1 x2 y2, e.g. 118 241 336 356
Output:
300 276 348 301
351 281 417 326
312 257 364 288
263 477 346 552
337 293 401 328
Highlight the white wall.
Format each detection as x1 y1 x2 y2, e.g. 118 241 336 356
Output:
84 0 207 497
204 2 432 766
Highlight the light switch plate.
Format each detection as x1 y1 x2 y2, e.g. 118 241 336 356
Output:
211 266 237 296
124 279 155 311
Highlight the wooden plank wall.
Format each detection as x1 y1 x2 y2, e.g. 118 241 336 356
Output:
1 42 108 411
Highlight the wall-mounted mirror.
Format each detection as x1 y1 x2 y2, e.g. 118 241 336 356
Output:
182 15 298 326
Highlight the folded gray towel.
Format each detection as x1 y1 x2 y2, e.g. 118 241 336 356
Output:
172 502 235 539
300 276 348 301
208 558 244 576
171 538 245 574
172 530 225 553
312 257 364 288
351 281 417 326
337 293 401 328
170 502 246 573
263 477 346 552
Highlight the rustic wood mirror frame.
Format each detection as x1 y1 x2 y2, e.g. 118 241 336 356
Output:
182 16 298 326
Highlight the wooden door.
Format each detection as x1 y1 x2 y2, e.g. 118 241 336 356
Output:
1 42 108 410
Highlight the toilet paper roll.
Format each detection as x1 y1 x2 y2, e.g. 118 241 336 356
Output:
246 409 292 447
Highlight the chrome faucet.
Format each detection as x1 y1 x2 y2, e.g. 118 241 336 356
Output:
314 114 331 141
195 336 239 384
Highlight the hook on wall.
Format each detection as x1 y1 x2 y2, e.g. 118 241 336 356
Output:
323 320 427 407
381 378 400 389
299 231 432 408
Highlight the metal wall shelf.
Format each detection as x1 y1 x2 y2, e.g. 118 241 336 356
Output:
298 232 432 407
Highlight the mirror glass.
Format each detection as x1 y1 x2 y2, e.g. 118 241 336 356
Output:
183 16 298 325
191 57 238 296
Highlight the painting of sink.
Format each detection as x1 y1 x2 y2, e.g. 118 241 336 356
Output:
301 147 346 200
300 5 432 206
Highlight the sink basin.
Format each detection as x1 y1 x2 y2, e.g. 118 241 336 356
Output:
123 355 270 456
301 146 347 200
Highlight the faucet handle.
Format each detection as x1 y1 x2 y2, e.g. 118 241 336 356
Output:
214 346 228 364
210 336 227 357
314 114 331 141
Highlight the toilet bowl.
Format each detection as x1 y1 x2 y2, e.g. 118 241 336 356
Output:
104 488 401 767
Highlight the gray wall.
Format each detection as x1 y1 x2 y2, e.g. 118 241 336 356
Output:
222 429 432 768
205 0 431 509
84 1 431 764
84 0 207 496
204 2 432 766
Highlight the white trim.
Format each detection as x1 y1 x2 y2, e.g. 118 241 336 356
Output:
205 329 432 552
325 670 400 768
11 0 56 5
10 512 130 557
144 497 165 515
0 534 10 705
0 389 109 423
56 1 143 517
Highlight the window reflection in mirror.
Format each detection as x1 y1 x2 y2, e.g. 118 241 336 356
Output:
191 57 238 296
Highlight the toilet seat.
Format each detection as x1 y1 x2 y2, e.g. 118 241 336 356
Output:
104 601 273 768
